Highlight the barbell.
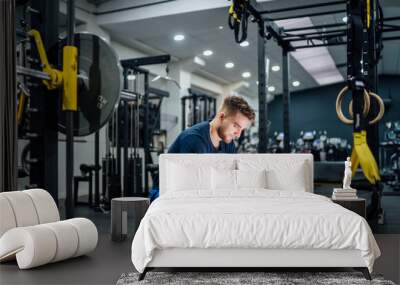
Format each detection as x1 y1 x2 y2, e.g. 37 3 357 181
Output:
17 32 122 137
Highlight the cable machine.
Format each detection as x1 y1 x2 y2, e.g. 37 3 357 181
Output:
100 56 170 209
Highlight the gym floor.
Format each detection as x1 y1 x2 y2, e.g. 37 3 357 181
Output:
1 192 400 285
0 233 132 285
0 206 132 285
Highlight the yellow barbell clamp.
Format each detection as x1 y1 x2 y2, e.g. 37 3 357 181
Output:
28 29 63 90
62 46 78 111
17 89 26 125
28 29 78 112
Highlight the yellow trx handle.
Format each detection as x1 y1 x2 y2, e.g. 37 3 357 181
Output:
62 46 78 111
229 4 239 21
28 29 63 90
351 131 380 184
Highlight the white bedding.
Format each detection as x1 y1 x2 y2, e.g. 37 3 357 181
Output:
131 190 380 273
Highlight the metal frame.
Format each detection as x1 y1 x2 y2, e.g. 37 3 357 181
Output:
257 23 268 153
120 67 149 197
27 0 60 208
246 0 398 154
117 59 170 198
117 54 171 199
242 0 395 223
121 55 171 69
65 0 75 218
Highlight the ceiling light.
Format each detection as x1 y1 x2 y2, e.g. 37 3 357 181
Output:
218 26 224 30
194 56 205 66
242 71 251 78
239 41 249 47
203 50 213 56
127 74 136 80
256 81 259 85
225 62 234 69
268 86 276 92
342 16 348 23
271 65 280 72
292 81 300 87
173 34 185 41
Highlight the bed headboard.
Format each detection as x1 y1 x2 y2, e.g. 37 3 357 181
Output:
159 154 314 196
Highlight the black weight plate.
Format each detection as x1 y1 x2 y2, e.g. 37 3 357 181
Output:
58 33 122 136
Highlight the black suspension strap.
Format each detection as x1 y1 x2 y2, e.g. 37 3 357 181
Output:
228 0 250 43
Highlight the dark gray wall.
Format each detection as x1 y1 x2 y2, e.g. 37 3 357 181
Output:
267 75 400 142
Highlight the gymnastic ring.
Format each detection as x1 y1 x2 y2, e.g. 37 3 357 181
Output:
368 92 385 125
336 86 370 125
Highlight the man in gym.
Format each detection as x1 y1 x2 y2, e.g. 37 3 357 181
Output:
168 95 255 153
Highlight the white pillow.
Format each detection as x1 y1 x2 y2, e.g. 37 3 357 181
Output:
237 159 309 192
212 168 237 190
236 169 267 189
266 162 307 191
167 162 211 191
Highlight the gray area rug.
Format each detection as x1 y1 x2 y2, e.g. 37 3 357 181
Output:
116 271 396 285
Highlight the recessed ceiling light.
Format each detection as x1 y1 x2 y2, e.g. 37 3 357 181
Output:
256 81 259 85
268 86 276 92
271 65 280 71
203 50 213 56
218 26 224 30
174 34 185 41
225 62 234 69
242 71 251 78
239 40 249 47
194 56 205 66
292 80 300 87
342 16 348 23
127 74 136 80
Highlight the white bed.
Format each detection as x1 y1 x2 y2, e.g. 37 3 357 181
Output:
131 154 380 280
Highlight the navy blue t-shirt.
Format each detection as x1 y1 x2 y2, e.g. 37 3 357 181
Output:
168 121 236 153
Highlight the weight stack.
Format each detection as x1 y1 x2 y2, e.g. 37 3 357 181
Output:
126 155 143 196
102 157 121 207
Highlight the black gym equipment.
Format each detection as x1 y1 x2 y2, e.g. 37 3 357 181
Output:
14 0 122 218
181 89 217 130
74 163 101 206
57 33 122 137
228 0 395 156
100 60 170 209
380 121 400 193
228 0 397 224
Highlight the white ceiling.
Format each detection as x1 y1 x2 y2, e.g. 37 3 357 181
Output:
85 0 400 97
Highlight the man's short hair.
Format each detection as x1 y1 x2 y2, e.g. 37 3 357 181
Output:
219 95 256 121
